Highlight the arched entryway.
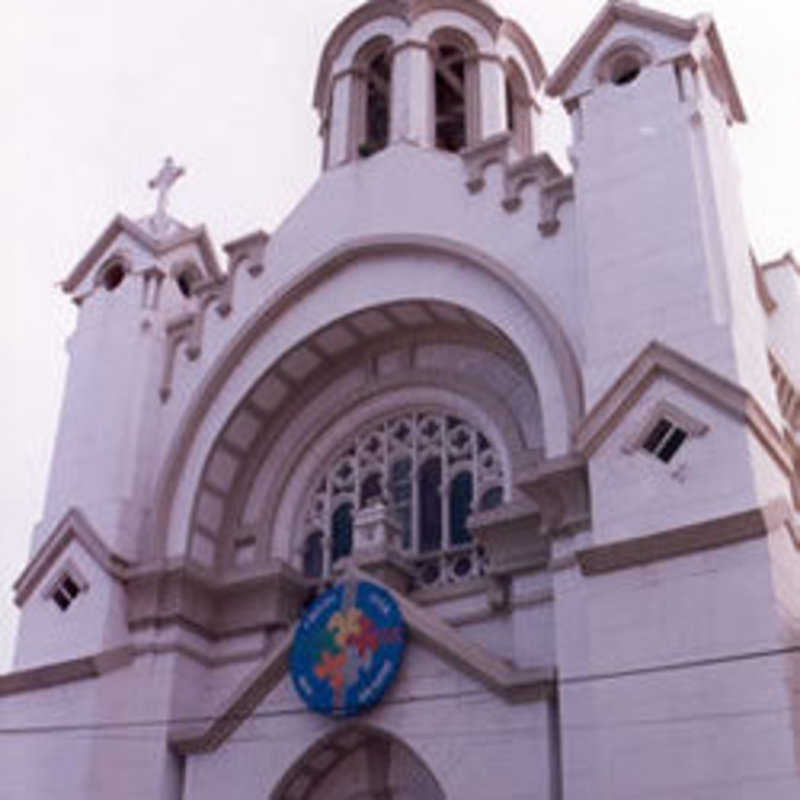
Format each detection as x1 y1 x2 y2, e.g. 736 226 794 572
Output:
270 726 445 800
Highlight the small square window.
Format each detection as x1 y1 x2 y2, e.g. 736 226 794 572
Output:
50 572 83 612
641 417 688 463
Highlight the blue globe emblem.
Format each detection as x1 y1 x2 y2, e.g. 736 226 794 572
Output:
290 580 407 716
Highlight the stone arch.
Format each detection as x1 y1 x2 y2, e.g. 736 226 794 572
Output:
270 724 446 800
505 57 532 154
428 26 480 150
349 35 394 158
151 236 582 563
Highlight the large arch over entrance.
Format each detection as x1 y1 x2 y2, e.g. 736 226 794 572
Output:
151 236 582 563
270 725 446 800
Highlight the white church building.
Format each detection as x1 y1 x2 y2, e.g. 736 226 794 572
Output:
3 0 800 796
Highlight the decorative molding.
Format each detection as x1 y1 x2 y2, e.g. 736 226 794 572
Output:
537 175 574 236
461 132 512 193
160 313 200 401
13 508 131 607
751 251 778 315
514 453 589 535
0 645 135 698
502 153 562 212
126 559 307 641
170 567 556 755
576 496 795 576
459 139 571 229
573 341 793 481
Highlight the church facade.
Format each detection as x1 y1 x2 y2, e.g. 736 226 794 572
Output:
3 1 800 797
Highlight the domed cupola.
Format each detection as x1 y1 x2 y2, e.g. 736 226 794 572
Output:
313 0 546 169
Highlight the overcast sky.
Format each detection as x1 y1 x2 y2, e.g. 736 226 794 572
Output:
1 0 798 671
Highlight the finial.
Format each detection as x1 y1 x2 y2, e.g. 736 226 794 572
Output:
147 156 186 236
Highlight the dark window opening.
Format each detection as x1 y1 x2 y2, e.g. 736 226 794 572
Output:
434 45 467 152
505 80 515 135
303 531 324 578
449 472 473 546
331 503 353 563
390 458 412 548
418 458 442 552
176 270 195 298
610 54 644 86
101 262 125 292
642 417 688 463
479 486 503 511
363 50 391 155
360 473 382 507
51 573 81 612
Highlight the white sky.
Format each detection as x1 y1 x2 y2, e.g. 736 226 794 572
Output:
1 0 798 671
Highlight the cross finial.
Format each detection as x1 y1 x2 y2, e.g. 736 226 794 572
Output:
147 156 185 233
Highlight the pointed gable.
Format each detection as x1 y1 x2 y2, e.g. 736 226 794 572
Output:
546 0 745 123
171 567 554 754
574 340 790 476
13 508 131 606
60 213 223 297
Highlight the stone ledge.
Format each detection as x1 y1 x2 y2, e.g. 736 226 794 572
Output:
0 645 135 697
576 497 792 576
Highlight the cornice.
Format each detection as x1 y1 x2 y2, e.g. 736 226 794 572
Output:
170 566 555 755
0 645 135 698
13 509 131 607
576 496 797 575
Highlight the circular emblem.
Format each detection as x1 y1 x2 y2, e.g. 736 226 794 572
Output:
290 580 407 716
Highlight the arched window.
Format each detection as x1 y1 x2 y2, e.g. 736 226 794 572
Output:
418 458 443 553
505 60 532 155
351 38 392 158
96 258 126 292
449 471 473 546
300 410 505 585
331 502 353 565
303 531 324 578
595 43 652 88
431 31 478 152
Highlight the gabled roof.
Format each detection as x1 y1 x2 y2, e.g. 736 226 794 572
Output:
60 213 223 294
13 508 132 606
171 566 555 754
546 1 745 123
573 340 791 475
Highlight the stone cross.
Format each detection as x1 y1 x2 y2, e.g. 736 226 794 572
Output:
147 157 185 228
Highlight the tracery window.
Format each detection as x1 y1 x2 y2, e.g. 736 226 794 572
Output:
301 410 505 586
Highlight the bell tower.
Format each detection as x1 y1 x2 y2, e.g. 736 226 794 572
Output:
313 0 546 168
547 1 775 417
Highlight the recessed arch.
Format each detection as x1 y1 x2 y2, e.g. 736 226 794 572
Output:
270 724 446 800
350 35 393 158
429 26 480 151
150 235 582 563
